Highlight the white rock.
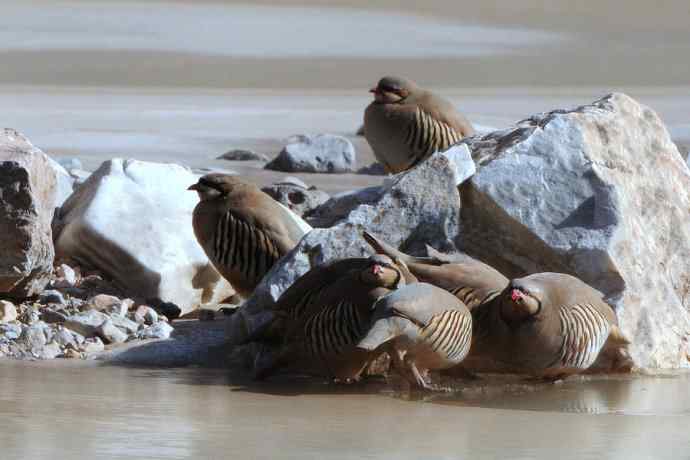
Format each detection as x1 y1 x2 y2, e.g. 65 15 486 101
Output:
265 134 356 173
64 310 110 338
0 300 18 323
81 337 104 354
97 319 128 344
54 159 234 315
46 156 76 209
0 129 57 297
55 263 78 286
110 314 140 335
440 144 476 186
133 305 158 325
0 323 22 340
37 341 62 360
462 93 690 369
137 322 174 340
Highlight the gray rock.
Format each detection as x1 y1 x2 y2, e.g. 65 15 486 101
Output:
54 263 78 287
53 159 234 316
0 300 18 323
96 319 128 344
0 323 22 341
0 129 57 298
81 337 104 354
227 153 461 344
18 321 49 354
46 156 76 210
86 294 121 313
53 326 85 348
306 186 383 228
37 341 62 360
64 310 110 338
261 182 330 217
137 322 174 340
265 134 356 173
461 93 690 370
39 289 66 305
356 162 387 176
133 305 158 325
110 314 140 335
440 144 476 186
216 149 268 162
40 309 68 324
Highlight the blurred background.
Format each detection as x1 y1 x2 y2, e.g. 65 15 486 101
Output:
1 0 688 189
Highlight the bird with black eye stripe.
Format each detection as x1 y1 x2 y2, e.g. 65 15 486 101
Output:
364 75 475 174
188 173 305 299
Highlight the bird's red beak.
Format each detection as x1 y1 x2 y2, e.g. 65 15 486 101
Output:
187 183 200 191
510 289 523 302
371 264 383 275
369 87 379 94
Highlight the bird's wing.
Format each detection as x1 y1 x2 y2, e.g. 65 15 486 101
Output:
417 93 475 137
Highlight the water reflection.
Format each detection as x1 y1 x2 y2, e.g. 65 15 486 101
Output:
0 361 688 460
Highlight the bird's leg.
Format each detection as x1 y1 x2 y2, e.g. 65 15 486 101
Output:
403 354 433 391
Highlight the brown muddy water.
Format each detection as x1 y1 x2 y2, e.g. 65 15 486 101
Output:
0 360 688 460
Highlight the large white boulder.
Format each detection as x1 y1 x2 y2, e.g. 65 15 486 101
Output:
265 134 356 173
461 93 690 369
54 159 234 315
0 129 57 298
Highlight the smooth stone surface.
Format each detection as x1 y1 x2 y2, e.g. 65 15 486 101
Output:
461 93 690 369
265 134 356 173
96 319 128 344
227 153 461 344
216 149 268 162
0 301 18 324
0 129 57 298
53 158 234 315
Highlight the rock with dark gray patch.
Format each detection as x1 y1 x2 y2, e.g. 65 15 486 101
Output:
0 129 57 298
217 149 268 162
227 152 461 344
261 181 330 217
265 134 356 173
356 162 387 176
460 93 690 370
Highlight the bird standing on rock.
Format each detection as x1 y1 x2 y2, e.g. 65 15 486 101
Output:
255 254 415 382
358 282 473 390
188 173 305 298
476 272 633 379
364 76 475 174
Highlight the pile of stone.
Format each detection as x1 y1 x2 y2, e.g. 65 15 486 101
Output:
0 263 173 360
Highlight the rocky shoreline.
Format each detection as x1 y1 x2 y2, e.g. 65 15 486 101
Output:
1 92 689 374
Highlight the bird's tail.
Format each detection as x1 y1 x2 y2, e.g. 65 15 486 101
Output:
362 231 434 265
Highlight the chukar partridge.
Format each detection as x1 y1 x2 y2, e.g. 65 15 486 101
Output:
188 173 305 298
364 76 475 174
358 283 472 390
255 255 415 381
363 231 508 311
479 272 632 379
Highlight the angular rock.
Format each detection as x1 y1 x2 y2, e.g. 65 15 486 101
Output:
356 162 387 176
39 289 66 305
460 93 690 369
53 326 85 348
0 323 22 341
87 294 122 314
96 319 128 344
217 149 268 162
18 321 49 354
133 305 158 325
110 314 140 335
55 263 78 287
64 310 109 338
261 182 330 217
46 156 76 209
54 159 234 315
0 128 57 298
227 153 461 344
40 309 67 324
0 300 18 323
440 144 476 186
265 134 356 173
137 322 174 340
81 337 104 354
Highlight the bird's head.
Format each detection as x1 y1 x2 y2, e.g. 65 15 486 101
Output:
499 278 543 323
359 254 404 288
187 173 246 201
369 76 417 104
